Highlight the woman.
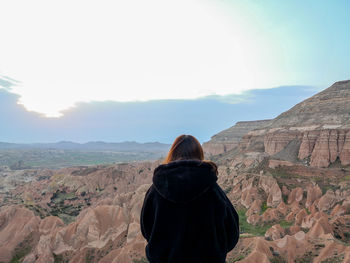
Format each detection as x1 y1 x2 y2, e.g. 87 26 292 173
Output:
140 135 239 263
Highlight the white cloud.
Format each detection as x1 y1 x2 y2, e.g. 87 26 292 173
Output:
0 0 279 117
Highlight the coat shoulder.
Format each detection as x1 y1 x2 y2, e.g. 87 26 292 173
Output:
211 183 231 203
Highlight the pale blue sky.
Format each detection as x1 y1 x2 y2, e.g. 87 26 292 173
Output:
0 0 349 117
229 0 350 85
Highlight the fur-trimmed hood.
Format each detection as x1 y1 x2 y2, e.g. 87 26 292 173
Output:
152 159 218 204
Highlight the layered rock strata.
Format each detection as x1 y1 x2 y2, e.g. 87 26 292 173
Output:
203 120 272 156
206 80 350 168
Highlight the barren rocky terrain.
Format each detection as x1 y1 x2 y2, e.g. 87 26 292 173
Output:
1 80 350 263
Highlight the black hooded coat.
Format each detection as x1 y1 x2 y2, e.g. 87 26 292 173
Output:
140 160 239 263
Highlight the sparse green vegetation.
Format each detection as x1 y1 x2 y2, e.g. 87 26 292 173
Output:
268 168 302 180
295 251 314 263
48 190 82 224
237 209 293 238
282 193 288 203
260 201 269 214
226 254 245 262
320 184 340 195
279 220 293 228
320 254 345 263
10 236 32 263
53 253 65 263
238 209 272 236
133 258 149 263
85 249 95 263
342 175 350 180
270 254 287 263
24 203 50 219
51 191 77 203
224 185 233 194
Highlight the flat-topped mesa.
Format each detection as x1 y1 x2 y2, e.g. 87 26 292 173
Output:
203 120 272 156
205 80 350 168
252 80 350 167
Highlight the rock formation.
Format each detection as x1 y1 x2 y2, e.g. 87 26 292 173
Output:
0 206 41 263
205 80 350 168
202 120 272 156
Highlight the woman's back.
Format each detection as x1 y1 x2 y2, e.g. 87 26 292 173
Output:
141 159 239 263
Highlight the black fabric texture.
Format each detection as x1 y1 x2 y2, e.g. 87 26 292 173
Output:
140 159 239 263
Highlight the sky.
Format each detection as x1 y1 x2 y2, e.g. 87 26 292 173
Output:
0 1 349 143
0 0 349 118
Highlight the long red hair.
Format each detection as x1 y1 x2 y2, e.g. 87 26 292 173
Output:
164 135 204 163
163 135 217 170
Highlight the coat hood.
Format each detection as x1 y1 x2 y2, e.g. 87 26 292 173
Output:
153 160 218 204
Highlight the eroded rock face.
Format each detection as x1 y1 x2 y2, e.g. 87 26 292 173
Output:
298 131 320 160
241 187 260 209
203 120 272 156
205 80 350 168
275 232 309 263
287 187 304 205
265 224 285 241
307 216 333 238
306 184 322 208
1 167 350 263
295 209 308 225
39 216 64 235
264 131 300 156
0 182 151 263
331 215 350 242
261 208 282 223
233 237 272 263
264 128 350 168
340 131 350 165
259 176 282 208
0 206 40 263
314 241 350 263
310 130 342 167
264 81 350 167
317 190 339 212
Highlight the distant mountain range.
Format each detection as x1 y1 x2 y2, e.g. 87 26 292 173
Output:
0 141 170 152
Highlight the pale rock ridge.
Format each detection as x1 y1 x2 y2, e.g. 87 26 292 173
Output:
262 80 350 167
0 206 40 263
265 80 350 129
203 120 272 156
306 184 322 208
265 224 285 241
204 80 350 167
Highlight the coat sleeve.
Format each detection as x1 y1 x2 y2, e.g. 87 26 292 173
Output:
215 184 240 252
140 185 156 242
224 200 240 252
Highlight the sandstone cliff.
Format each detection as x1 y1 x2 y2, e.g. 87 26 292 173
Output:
203 119 272 156
207 80 350 168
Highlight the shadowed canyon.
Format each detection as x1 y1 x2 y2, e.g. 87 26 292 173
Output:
1 80 350 262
